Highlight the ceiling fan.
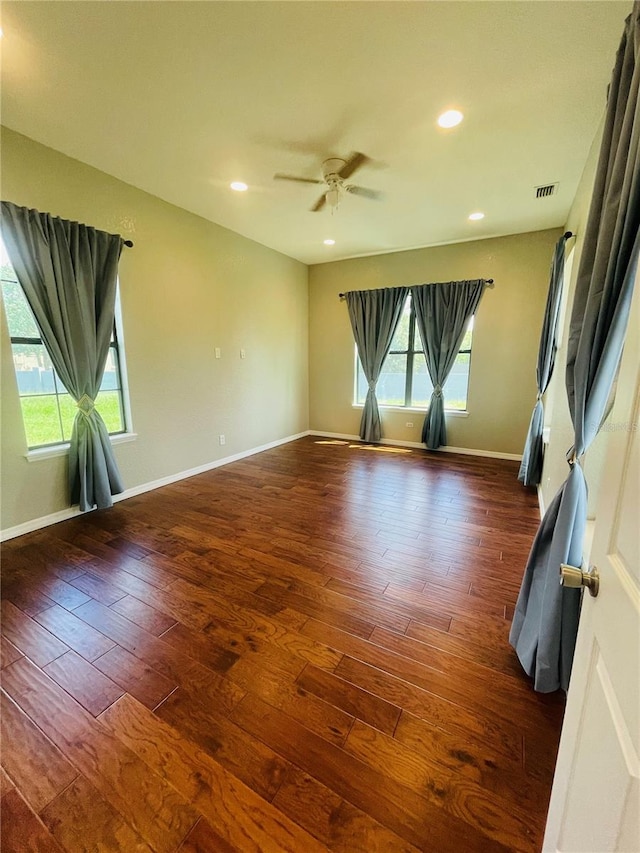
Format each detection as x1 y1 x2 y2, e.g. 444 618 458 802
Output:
274 152 382 212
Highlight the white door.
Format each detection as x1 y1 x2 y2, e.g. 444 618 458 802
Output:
543 268 640 852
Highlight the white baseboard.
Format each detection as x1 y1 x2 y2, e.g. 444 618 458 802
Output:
1 506 86 542
307 430 522 461
0 430 308 542
537 484 546 519
434 445 522 461
1 428 522 542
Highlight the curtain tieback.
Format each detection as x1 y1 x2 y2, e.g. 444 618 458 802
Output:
368 380 376 391
77 394 96 417
536 391 543 401
566 449 583 468
433 385 443 397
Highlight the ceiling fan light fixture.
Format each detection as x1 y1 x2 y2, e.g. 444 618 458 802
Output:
437 109 464 129
326 188 340 209
230 181 248 192
468 211 485 221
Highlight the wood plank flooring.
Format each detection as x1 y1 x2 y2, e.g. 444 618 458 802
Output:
1 436 565 852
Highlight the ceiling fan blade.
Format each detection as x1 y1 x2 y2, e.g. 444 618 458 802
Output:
311 194 327 212
339 152 370 180
274 173 324 184
346 185 382 200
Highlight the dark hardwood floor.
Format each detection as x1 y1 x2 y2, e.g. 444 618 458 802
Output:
1 436 565 852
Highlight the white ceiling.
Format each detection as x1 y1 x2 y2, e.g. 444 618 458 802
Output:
0 1 631 265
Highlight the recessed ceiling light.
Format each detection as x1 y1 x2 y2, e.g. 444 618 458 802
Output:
437 109 464 129
468 212 485 221
230 181 248 192
323 239 335 246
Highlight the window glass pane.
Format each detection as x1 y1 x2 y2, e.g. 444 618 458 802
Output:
20 390 125 447
444 352 470 410
96 390 124 433
2 243 128 448
1 279 40 338
411 353 470 410
12 343 56 394
56 394 76 442
377 352 407 406
100 347 121 391
358 350 470 410
356 357 368 405
357 354 408 406
57 391 125 440
11 341 125 442
388 296 411 352
411 354 434 407
355 307 473 411
20 395 64 447
459 316 474 352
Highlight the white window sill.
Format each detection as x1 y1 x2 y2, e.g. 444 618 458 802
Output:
25 432 138 462
352 404 469 418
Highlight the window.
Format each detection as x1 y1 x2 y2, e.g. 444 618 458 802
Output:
355 294 473 411
1 246 128 449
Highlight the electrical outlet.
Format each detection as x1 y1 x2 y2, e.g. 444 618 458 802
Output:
215 347 221 359
240 348 246 359
406 422 414 428
219 434 225 446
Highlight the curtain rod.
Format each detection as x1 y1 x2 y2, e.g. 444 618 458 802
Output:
339 278 495 299
337 231 575 298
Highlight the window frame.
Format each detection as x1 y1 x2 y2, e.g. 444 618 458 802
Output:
1 264 134 454
354 294 474 412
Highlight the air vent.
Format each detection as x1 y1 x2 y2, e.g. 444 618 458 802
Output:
535 183 558 199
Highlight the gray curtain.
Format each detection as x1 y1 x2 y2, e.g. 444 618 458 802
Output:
1 201 126 511
411 280 487 450
518 233 570 486
346 286 408 442
510 5 640 693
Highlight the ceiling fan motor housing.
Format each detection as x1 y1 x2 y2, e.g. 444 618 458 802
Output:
322 158 347 184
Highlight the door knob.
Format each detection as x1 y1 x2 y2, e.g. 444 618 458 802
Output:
560 563 600 597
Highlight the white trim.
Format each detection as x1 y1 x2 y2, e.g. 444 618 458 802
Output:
1 430 308 542
307 430 522 460
537 484 546 519
583 519 596 566
114 283 134 434
435 445 522 461
2 506 84 541
351 404 469 418
115 430 308 500
25 432 138 462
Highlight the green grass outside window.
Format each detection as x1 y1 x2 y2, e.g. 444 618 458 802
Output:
21 391 123 448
